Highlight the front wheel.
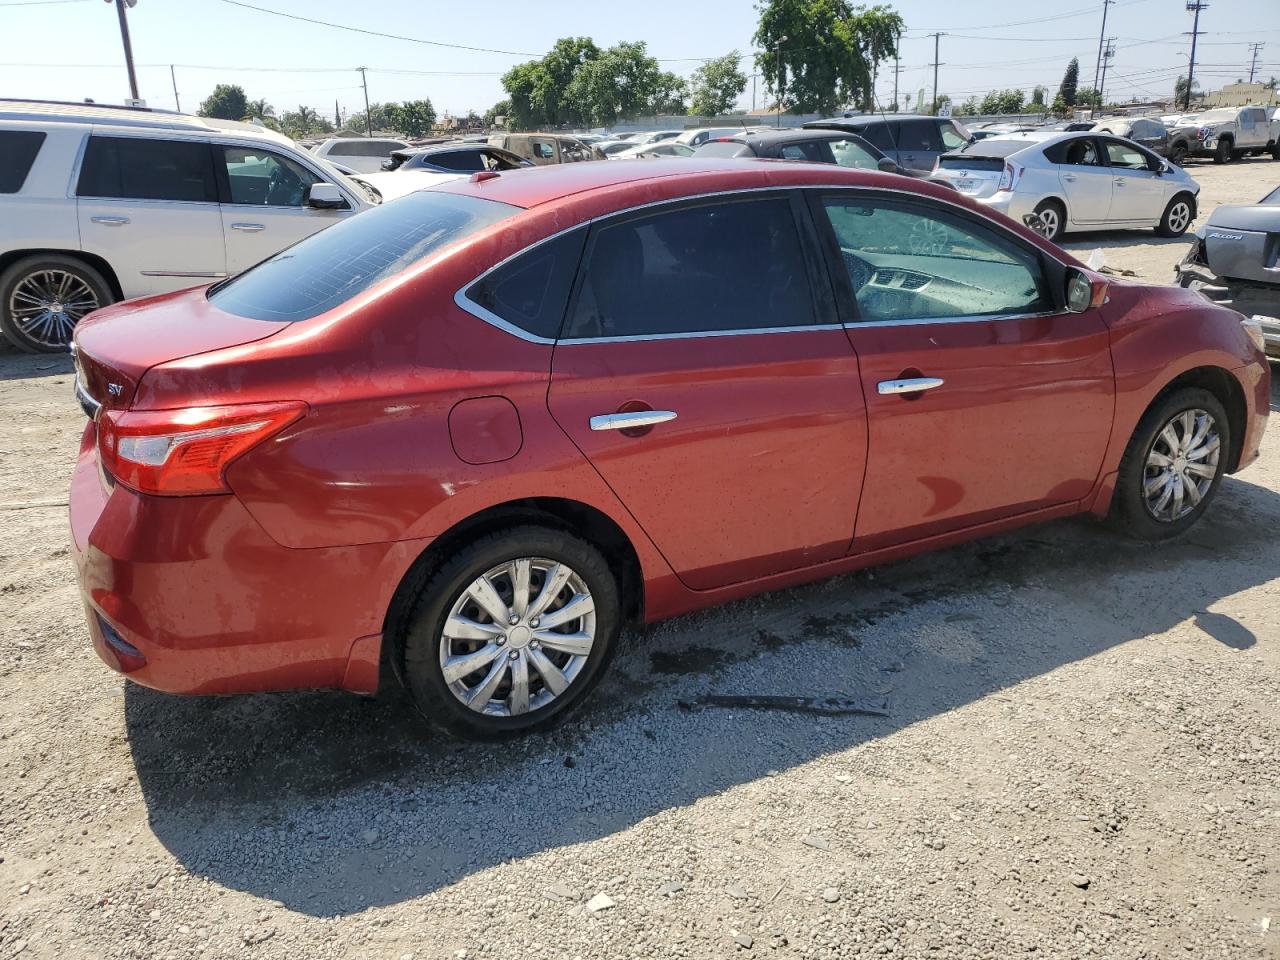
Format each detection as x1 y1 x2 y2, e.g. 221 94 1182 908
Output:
1213 138 1232 164
0 255 112 353
1110 388 1230 541
1167 142 1189 165
1031 199 1065 242
1156 195 1194 238
400 526 621 740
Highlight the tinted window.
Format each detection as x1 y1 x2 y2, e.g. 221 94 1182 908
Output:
465 230 586 339
78 136 217 202
222 146 320 206
1044 138 1101 166
855 123 896 151
564 197 816 339
426 150 486 172
0 130 45 193
209 192 518 322
821 198 1049 322
780 140 832 162
329 140 397 158
898 119 941 152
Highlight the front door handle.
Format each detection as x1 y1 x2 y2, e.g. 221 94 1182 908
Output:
90 215 130 226
878 377 944 396
1114 178 1126 186
590 410 677 431
1061 173 1077 182
230 222 266 232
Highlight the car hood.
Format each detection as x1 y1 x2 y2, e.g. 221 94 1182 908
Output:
1203 202 1280 233
352 170 469 202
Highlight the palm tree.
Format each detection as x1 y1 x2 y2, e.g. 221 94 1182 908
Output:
294 105 318 136
245 98 274 122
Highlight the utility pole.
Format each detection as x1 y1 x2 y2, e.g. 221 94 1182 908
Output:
1184 0 1208 112
1098 38 1116 108
357 66 372 136
1092 0 1115 97
928 32 944 115
107 0 140 103
773 36 788 128
1247 42 1265 83
169 64 179 112
893 56 902 113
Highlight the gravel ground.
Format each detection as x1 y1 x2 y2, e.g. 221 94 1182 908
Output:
1 159 1278 960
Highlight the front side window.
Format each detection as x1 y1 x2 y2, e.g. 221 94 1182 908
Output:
78 136 217 202
0 130 45 193
532 140 555 160
465 230 586 339
222 146 321 206
563 197 816 339
1103 140 1149 170
209 191 518 322
828 137 880 169
821 197 1050 322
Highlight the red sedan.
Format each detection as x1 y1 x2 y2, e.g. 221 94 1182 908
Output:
69 159 1270 740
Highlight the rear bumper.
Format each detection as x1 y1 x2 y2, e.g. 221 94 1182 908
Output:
69 424 428 696
974 191 1039 229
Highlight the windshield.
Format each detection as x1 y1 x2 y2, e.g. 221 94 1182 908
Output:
209 191 519 322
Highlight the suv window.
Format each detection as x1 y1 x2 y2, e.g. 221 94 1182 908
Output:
854 123 896 151
209 192 518 323
939 122 968 150
465 230 586 339
0 130 46 193
563 197 816 339
779 140 832 162
820 197 1049 322
222 146 321 206
77 136 218 202
898 119 942 152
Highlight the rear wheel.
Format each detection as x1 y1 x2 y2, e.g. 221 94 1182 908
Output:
1212 138 1232 164
1110 388 1229 541
1156 194 1194 238
1031 199 1065 242
400 526 621 740
0 255 112 353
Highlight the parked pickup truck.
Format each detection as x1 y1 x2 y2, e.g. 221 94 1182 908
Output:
1176 106 1280 164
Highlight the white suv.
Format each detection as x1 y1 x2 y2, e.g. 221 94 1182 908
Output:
0 100 374 352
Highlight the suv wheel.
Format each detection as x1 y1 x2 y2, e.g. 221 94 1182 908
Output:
400 526 622 740
0 255 113 353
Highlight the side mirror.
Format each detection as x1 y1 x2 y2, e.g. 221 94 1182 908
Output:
1065 268 1107 313
876 156 898 173
306 183 345 210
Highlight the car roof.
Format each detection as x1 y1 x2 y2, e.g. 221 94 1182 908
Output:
720 128 876 146
0 98 278 136
806 113 931 126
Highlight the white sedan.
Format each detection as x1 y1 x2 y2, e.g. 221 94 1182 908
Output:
930 131 1201 241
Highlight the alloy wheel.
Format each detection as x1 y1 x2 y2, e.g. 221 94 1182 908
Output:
439 558 596 717
1036 207 1060 239
1167 200 1191 234
7 269 100 349
1142 408 1220 523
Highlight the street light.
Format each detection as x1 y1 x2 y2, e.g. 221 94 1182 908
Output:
774 36 788 128
104 0 140 104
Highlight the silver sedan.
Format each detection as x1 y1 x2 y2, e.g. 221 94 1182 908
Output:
930 131 1201 242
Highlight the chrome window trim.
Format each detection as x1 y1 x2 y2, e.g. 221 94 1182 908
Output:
453 181 1074 344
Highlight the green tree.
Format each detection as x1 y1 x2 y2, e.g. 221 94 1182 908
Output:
244 98 274 122
278 105 333 139
1057 57 1080 109
483 100 511 126
1030 85 1048 107
1173 75 1200 105
389 99 437 137
564 41 669 127
689 52 748 116
198 83 248 121
651 72 689 114
754 0 904 115
347 102 399 134
958 96 980 116
1075 86 1102 109
1050 91 1067 116
501 37 601 129
979 89 1024 114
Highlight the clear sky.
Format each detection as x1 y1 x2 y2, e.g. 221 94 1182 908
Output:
1 0 1277 121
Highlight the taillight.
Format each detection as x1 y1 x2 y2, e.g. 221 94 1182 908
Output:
97 402 305 496
997 161 1023 192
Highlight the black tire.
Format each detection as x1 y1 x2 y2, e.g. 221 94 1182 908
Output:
1032 199 1066 242
1168 142 1189 165
1212 138 1232 164
1271 142 1280 161
400 525 622 741
1155 193 1195 238
0 254 113 353
1110 387 1230 541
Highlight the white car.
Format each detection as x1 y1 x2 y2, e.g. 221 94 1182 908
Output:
674 126 751 148
611 142 696 160
348 169 467 203
311 137 411 173
930 131 1201 242
0 100 373 352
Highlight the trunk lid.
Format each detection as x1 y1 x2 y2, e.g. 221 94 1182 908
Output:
71 286 291 413
935 155 1004 198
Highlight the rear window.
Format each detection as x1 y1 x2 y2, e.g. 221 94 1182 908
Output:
464 229 586 339
209 191 519 322
694 140 752 157
0 131 46 193
949 139 1031 160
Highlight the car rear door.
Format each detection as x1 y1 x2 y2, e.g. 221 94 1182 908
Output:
894 119 943 174
1049 136 1113 224
546 193 868 590
75 133 227 298
811 191 1114 551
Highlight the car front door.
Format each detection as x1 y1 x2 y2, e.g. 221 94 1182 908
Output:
812 192 1114 551
1051 136 1113 224
75 134 227 298
1101 138 1165 223
547 193 868 590
217 144 356 275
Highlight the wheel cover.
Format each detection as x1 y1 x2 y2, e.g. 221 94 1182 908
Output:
7 269 99 348
1037 208 1060 238
439 558 596 717
1143 408 1220 523
1168 201 1191 233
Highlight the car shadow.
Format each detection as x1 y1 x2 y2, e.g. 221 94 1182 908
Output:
1059 230 1191 252
125 404 1280 918
0 350 73 381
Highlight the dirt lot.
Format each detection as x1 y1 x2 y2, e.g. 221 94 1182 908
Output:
1 158 1279 960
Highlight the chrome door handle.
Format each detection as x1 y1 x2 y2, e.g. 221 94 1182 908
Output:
590 410 677 431
230 222 266 232
90 215 129 225
878 377 944 396
1061 174 1077 182
1114 178 1126 186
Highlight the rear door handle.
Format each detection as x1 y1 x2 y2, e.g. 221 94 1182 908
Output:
590 410 677 431
878 377 944 396
90 215 129 225
230 222 266 232
1061 174 1077 182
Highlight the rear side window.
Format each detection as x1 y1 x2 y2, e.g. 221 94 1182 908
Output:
78 136 217 202
855 123 895 151
694 140 752 158
0 131 46 193
779 140 833 162
898 119 942 152
329 140 397 158
427 150 486 172
563 196 816 339
209 191 518 322
465 230 586 339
